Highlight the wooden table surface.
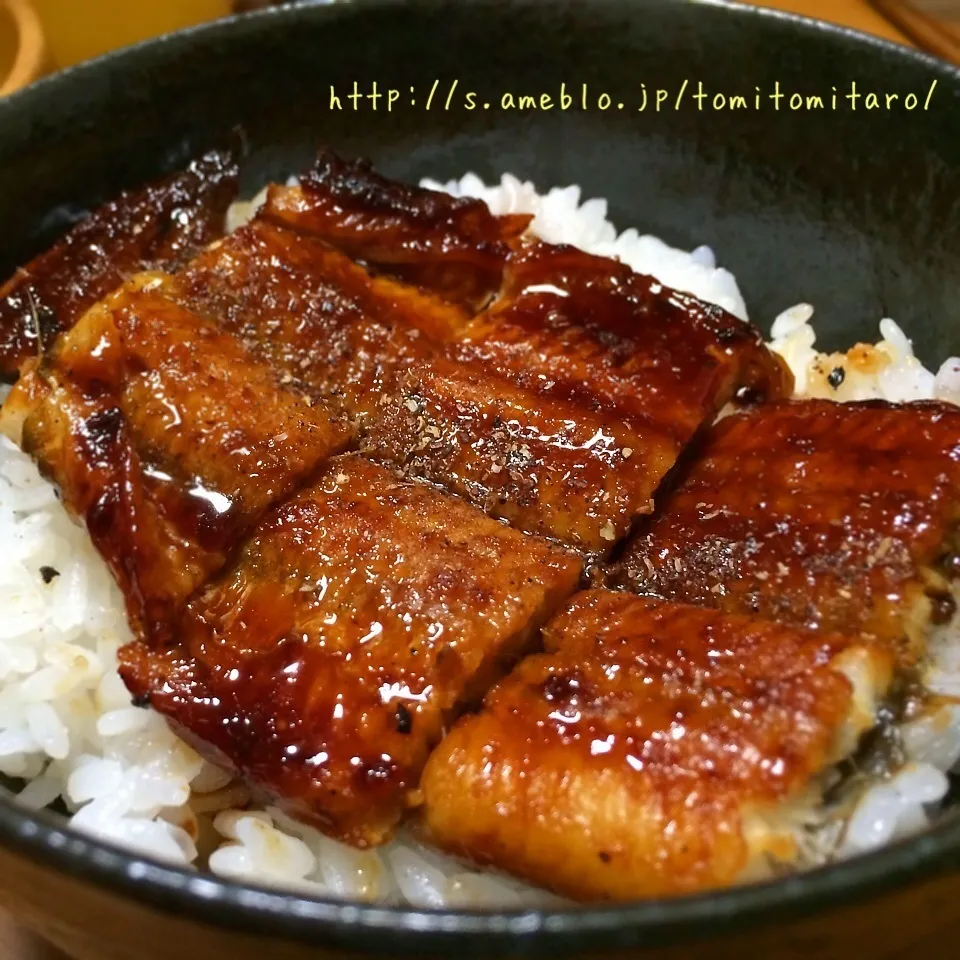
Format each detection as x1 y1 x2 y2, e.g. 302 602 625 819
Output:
0 0 950 957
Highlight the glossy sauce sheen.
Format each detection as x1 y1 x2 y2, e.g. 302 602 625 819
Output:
120 455 582 846
618 399 960 661
180 153 791 554
13 274 351 641
366 241 790 552
364 350 657 552
458 241 793 441
173 209 791 554
0 149 238 380
421 590 892 901
263 149 531 310
177 218 468 426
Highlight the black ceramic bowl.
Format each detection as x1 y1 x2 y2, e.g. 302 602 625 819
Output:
1 1 959 958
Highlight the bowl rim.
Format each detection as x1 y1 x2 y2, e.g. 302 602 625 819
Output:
1 0 959 952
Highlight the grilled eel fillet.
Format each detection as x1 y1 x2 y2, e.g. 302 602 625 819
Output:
120 455 581 846
0 149 239 380
262 148 532 311
617 399 960 664
183 156 793 552
0 274 352 644
421 590 894 900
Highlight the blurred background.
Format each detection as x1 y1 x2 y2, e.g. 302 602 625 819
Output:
0 0 958 97
0 0 958 958
35 0 235 68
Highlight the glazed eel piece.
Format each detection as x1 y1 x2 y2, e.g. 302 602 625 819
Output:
421 590 893 900
0 274 352 644
616 399 960 665
262 147 531 311
0 148 239 381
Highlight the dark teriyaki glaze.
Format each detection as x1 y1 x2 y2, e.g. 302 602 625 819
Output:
177 218 468 427
5 274 350 642
367 240 791 552
421 590 893 901
263 148 531 310
616 399 960 664
0 150 949 892
0 149 239 380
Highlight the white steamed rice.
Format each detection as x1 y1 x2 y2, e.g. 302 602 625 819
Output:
1 171 959 906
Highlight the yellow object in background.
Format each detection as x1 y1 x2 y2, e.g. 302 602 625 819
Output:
34 0 231 69
0 0 46 95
